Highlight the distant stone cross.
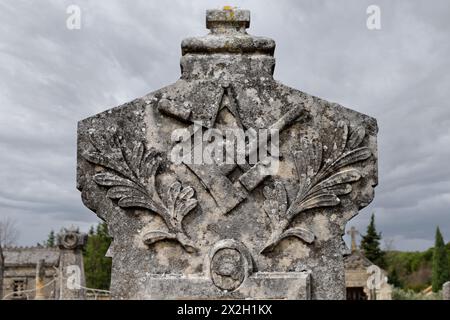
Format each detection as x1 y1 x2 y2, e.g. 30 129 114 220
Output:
347 226 359 252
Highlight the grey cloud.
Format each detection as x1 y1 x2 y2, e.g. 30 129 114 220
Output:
0 0 449 250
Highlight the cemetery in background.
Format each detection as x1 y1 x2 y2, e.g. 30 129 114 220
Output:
1 215 449 300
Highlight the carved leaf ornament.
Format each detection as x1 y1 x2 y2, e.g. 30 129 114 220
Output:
81 120 370 255
82 133 198 252
261 121 371 253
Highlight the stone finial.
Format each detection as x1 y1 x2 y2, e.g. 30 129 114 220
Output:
182 8 274 56
206 7 250 33
443 282 450 300
57 227 87 250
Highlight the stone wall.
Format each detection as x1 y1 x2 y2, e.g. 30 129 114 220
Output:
2 263 57 300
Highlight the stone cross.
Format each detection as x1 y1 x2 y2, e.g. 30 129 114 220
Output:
77 7 378 300
347 226 360 253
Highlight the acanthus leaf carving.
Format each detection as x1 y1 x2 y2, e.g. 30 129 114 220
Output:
347 125 366 150
167 182 198 227
261 122 371 253
81 133 198 253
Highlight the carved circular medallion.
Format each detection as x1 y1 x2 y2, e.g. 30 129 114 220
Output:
211 248 245 291
61 233 78 249
208 239 253 292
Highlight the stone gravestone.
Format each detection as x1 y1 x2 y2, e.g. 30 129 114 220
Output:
57 227 87 299
77 8 378 299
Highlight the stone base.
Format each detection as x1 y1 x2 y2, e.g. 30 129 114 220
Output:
136 272 311 300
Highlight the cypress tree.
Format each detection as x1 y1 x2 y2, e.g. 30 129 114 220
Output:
432 227 449 292
360 213 385 268
46 230 55 247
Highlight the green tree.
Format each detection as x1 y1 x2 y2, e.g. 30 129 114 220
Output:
46 230 55 247
432 227 449 292
83 222 112 290
388 267 403 288
361 213 385 268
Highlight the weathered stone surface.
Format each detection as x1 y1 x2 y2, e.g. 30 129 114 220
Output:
57 227 87 300
139 272 310 300
443 282 450 300
77 8 378 300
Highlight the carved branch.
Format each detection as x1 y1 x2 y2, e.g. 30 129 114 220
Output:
261 122 371 253
81 133 199 253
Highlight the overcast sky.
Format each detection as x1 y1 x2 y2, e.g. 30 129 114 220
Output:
0 0 449 251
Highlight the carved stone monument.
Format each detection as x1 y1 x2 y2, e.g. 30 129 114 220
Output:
57 227 87 300
77 8 378 299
